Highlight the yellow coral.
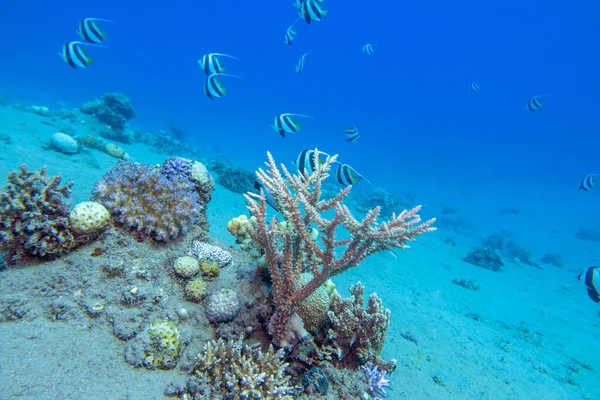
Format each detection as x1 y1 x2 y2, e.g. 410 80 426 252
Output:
143 319 182 370
69 201 111 235
185 278 207 302
200 261 220 278
103 143 130 160
174 255 199 278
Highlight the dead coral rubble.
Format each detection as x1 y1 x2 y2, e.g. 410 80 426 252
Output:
0 165 76 264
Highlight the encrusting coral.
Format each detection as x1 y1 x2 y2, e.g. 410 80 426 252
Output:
0 165 76 264
243 150 436 348
92 161 203 241
183 338 297 399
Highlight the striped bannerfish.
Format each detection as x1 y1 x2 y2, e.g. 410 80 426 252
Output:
469 82 481 92
284 21 299 45
297 0 328 24
579 174 599 191
334 162 371 186
345 122 359 143
527 95 547 112
272 113 313 137
59 41 104 69
77 18 114 44
203 73 240 100
198 53 239 76
293 149 329 176
296 51 311 73
254 181 279 211
362 44 376 55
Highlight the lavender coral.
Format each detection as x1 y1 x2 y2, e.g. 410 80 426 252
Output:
243 150 436 348
361 362 391 399
92 162 200 241
0 165 76 264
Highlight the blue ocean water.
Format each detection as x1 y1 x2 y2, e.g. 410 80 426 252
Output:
2 0 598 186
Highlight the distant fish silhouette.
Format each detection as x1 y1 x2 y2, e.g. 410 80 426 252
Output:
469 81 484 92
77 18 114 44
296 51 311 73
345 121 360 143
362 44 377 55
579 174 599 191
284 20 299 45
528 95 549 112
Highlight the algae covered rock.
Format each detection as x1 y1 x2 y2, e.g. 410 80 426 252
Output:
69 201 110 235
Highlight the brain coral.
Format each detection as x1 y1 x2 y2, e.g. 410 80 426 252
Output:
0 165 76 264
92 162 200 241
205 288 241 324
69 201 110 235
296 272 330 334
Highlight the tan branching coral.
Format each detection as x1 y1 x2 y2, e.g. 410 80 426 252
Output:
0 165 76 264
243 150 436 348
184 338 297 399
327 282 394 370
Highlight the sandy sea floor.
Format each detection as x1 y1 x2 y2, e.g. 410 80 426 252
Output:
0 103 598 399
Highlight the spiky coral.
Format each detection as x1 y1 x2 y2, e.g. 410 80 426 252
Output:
327 282 394 370
243 150 436 348
185 338 297 399
92 162 200 241
0 165 76 264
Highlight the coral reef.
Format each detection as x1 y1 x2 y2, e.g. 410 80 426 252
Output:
50 132 79 154
183 338 297 399
361 362 391 399
464 247 504 271
189 241 232 268
540 252 564 268
205 288 241 324
185 278 207 302
81 92 136 141
173 255 200 278
210 160 256 194
227 215 263 259
69 201 111 235
326 282 393 369
296 272 331 334
92 162 203 241
125 319 182 370
200 261 220 278
0 165 76 264
243 150 435 348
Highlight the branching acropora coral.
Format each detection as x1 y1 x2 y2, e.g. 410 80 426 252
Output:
244 150 436 348
0 165 76 264
184 338 296 399
92 162 200 241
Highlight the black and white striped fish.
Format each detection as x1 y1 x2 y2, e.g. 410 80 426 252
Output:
527 95 547 112
334 162 370 186
271 113 313 137
293 149 329 176
345 122 359 143
254 180 279 212
469 81 481 92
297 0 328 24
77 18 114 44
296 51 311 73
59 41 104 69
204 73 240 100
579 174 599 191
198 53 239 75
362 44 376 55
284 21 299 45
578 266 600 303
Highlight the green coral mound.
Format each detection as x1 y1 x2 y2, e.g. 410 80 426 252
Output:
0 165 76 264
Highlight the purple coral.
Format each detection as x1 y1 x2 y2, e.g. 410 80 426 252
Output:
92 162 200 241
161 157 192 181
361 362 391 399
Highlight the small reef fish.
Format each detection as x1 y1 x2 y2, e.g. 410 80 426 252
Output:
579 174 599 191
296 51 311 73
272 113 313 137
527 95 546 112
578 266 600 303
334 162 371 186
469 81 482 92
203 73 240 100
284 21 299 45
254 181 279 211
59 41 104 69
77 18 114 44
362 44 376 55
345 122 359 143
297 0 328 24
294 149 329 176
198 53 239 75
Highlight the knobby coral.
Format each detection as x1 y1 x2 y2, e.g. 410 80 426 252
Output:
92 162 200 241
0 165 76 264
244 150 436 348
184 338 297 399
